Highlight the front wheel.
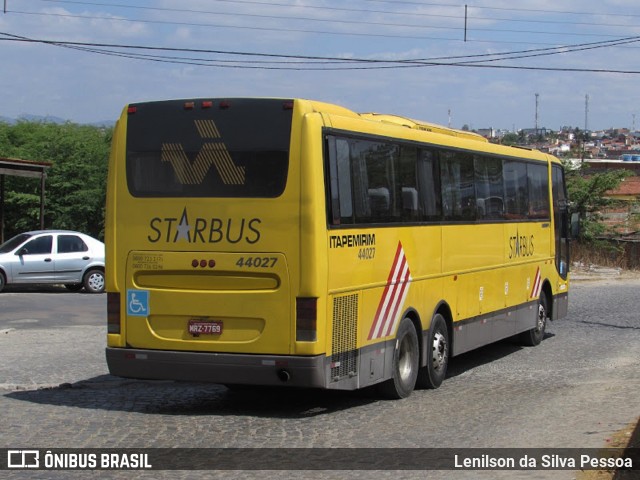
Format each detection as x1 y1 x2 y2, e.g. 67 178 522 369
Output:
83 269 105 294
416 313 449 389
378 317 419 399
520 293 549 346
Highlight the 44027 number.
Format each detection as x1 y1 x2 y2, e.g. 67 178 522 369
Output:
358 247 376 260
235 256 278 268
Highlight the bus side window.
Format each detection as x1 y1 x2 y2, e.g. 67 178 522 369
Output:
527 163 550 219
350 141 372 222
326 136 354 225
475 155 505 221
351 140 400 223
441 150 475 222
399 145 420 221
417 148 442 221
503 161 528 220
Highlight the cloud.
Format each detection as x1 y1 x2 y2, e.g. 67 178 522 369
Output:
0 0 638 130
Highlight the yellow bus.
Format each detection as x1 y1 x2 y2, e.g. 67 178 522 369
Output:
105 98 570 398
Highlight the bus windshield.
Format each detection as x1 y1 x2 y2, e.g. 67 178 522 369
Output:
125 98 293 198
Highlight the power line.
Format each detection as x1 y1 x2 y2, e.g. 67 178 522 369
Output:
34 0 463 21
2 31 639 73
365 0 640 18
7 8 639 45
34 0 640 28
34 0 640 21
3 31 636 63
11 0 640 46
8 9 465 33
4 10 463 42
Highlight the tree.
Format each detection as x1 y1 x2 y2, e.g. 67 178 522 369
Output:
517 130 527 144
563 159 632 243
501 133 519 146
0 121 112 240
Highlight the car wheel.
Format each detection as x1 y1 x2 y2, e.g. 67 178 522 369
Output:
83 269 105 294
0 271 5 293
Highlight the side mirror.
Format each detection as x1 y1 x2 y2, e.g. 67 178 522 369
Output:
570 213 581 239
17 247 28 256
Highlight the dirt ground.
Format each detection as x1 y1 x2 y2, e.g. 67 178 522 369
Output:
574 417 639 480
572 265 640 480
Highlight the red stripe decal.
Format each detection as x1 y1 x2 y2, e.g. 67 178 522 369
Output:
368 242 412 340
530 267 542 299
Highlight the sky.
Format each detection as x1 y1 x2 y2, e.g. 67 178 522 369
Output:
0 0 639 131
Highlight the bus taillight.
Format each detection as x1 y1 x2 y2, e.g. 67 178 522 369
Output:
296 297 317 342
107 293 121 334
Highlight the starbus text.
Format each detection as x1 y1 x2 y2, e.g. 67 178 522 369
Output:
509 234 534 259
148 216 261 244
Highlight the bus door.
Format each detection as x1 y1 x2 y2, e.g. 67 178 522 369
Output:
552 164 570 279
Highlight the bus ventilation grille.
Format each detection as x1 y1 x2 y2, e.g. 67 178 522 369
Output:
331 293 359 382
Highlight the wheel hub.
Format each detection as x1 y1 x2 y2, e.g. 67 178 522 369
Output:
398 336 416 382
432 332 447 371
537 303 547 332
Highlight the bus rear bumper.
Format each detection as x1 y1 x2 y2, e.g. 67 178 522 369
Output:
105 347 327 388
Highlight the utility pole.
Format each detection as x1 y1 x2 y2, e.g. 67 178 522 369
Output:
448 109 452 128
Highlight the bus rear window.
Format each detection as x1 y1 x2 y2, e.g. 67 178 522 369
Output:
125 99 292 198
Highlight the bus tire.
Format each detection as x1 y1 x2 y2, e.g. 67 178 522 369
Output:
416 313 449 389
520 293 548 346
378 317 419 399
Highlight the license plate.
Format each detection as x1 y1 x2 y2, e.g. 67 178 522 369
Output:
188 320 223 336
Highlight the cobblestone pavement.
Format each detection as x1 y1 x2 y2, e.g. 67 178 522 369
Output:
1 277 639 480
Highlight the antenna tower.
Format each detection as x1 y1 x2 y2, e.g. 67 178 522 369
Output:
584 94 590 131
534 93 539 136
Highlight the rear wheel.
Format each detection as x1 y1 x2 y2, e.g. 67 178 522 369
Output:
520 293 549 346
0 271 5 293
83 269 105 294
378 317 419 399
416 313 449 389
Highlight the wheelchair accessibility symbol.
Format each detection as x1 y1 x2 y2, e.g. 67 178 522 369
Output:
127 289 149 316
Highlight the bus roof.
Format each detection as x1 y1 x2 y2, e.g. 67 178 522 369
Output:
303 100 486 143
357 113 488 143
302 99 559 165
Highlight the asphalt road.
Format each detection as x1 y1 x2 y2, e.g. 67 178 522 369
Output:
0 284 105 330
0 277 639 479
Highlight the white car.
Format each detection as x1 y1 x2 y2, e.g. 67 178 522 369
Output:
0 230 105 293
